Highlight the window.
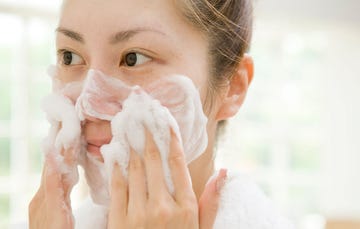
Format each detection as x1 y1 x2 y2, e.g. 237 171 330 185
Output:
0 1 61 227
217 10 360 229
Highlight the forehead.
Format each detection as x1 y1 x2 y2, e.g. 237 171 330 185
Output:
60 0 182 37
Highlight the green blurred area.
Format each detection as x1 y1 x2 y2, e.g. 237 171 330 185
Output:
289 185 321 214
29 44 53 66
289 140 320 171
0 138 10 176
0 79 11 120
30 80 50 120
0 16 54 225
0 48 12 121
0 47 12 66
242 141 272 167
0 194 9 229
29 138 43 173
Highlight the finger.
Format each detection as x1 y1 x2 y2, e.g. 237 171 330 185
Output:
198 169 227 229
47 147 77 208
109 163 128 221
128 147 147 213
168 129 194 202
43 153 65 207
61 146 79 198
62 143 79 166
143 128 169 199
35 153 59 203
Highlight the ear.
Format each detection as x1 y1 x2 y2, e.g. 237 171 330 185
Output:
215 54 254 121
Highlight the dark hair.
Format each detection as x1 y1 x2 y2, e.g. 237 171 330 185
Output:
178 0 253 132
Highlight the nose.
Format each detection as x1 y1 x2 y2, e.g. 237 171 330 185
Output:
84 115 102 123
89 67 115 79
87 55 123 81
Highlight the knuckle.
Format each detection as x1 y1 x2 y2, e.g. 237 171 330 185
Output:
168 153 184 167
128 213 145 228
129 154 143 171
180 205 197 222
145 145 160 161
185 196 198 208
150 202 172 221
111 175 126 190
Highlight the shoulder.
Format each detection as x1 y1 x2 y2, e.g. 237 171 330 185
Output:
213 171 295 229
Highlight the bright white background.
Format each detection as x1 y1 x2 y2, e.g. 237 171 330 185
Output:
0 0 359 228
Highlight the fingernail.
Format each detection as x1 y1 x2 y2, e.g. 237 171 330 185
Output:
216 168 227 194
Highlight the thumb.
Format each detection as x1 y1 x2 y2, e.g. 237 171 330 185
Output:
198 168 227 229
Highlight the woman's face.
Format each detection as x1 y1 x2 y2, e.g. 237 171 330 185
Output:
57 0 219 158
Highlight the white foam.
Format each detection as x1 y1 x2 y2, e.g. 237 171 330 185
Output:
44 68 208 206
42 93 81 152
75 70 208 163
41 93 81 187
75 69 132 121
101 89 182 194
43 68 294 228
147 76 208 163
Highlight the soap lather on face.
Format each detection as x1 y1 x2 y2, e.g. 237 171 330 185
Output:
71 69 208 162
46 66 208 204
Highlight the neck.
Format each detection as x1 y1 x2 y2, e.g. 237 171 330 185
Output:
188 146 215 200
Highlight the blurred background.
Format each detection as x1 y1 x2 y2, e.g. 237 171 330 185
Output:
0 0 359 228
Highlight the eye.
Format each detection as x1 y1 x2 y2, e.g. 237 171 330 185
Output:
59 50 84 66
122 52 151 67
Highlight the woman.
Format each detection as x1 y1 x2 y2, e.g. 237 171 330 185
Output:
29 0 293 228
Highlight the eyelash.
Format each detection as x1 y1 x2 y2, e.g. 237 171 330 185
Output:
57 49 84 66
120 51 152 67
56 49 153 67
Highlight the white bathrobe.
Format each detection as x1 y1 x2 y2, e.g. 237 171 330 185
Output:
74 171 294 229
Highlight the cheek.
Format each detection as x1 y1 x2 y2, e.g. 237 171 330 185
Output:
56 67 88 84
170 63 210 110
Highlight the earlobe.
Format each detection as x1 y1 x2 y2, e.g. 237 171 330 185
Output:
215 54 254 121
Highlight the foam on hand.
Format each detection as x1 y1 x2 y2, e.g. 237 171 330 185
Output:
101 88 182 194
76 69 208 163
41 77 82 188
42 67 295 229
75 69 132 121
43 67 208 206
75 70 208 204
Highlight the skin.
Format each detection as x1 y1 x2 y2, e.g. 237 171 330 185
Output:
29 0 254 228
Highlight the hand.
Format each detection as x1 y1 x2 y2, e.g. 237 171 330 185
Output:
198 168 227 229
29 148 77 229
107 129 226 229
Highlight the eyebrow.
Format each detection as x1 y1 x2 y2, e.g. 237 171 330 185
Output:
110 28 165 44
56 27 166 44
56 27 85 43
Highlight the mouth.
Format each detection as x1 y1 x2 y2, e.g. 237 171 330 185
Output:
86 138 111 160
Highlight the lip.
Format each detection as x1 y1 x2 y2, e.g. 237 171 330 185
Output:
86 138 111 160
87 143 102 157
86 138 111 147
